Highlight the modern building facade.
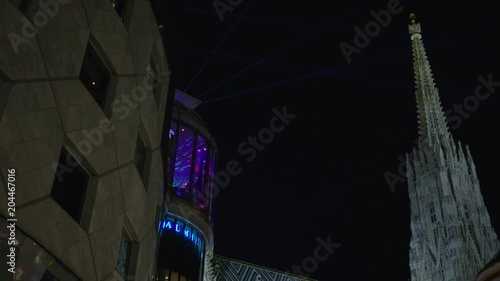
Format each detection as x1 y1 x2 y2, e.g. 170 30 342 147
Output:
157 90 317 281
0 0 171 280
405 14 500 280
0 1 301 278
157 89 217 281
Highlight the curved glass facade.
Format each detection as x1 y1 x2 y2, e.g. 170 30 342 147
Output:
157 92 217 281
167 104 217 218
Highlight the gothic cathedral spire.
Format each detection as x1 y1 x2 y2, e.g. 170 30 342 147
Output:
409 13 451 145
406 13 499 281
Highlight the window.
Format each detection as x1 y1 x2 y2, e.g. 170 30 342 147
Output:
158 268 191 280
168 121 178 188
159 217 204 257
134 132 147 181
116 231 132 279
194 135 209 208
0 70 12 123
170 271 179 281
207 149 216 211
11 0 39 20
40 269 59 281
79 42 111 110
157 217 204 280
172 125 194 197
149 55 162 105
168 121 216 213
51 147 89 223
429 203 436 223
158 268 170 281
110 0 126 19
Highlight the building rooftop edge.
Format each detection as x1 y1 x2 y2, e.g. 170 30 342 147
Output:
213 254 319 281
174 89 202 110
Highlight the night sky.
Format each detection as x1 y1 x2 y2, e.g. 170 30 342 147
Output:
157 0 500 279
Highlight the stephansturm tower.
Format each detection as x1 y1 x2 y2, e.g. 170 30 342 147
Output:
405 14 499 281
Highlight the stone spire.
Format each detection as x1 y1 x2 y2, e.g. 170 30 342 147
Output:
408 13 451 146
406 13 500 281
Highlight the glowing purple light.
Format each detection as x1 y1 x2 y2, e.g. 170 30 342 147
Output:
203 147 207 151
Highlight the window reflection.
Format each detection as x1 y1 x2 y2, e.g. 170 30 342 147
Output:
194 135 208 208
116 232 132 279
168 121 215 214
172 124 194 197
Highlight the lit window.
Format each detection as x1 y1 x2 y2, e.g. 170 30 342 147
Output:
172 124 194 195
168 121 178 188
194 135 210 207
168 120 216 213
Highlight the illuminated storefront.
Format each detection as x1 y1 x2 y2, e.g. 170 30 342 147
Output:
156 216 205 280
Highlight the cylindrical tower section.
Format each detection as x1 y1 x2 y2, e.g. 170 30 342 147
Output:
157 90 217 281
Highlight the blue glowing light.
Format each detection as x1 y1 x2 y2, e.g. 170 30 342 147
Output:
163 221 172 229
161 216 204 256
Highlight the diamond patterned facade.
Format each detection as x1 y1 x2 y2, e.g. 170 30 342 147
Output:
213 256 316 281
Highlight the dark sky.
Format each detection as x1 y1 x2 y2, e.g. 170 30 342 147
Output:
158 0 500 280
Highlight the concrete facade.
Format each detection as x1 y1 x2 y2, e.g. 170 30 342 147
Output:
0 0 171 280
